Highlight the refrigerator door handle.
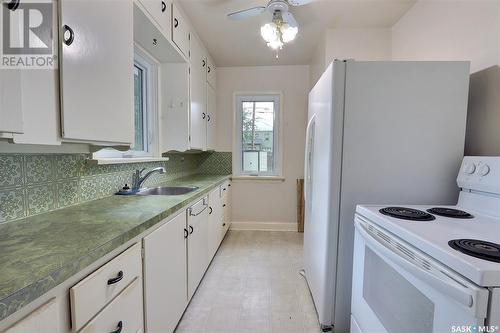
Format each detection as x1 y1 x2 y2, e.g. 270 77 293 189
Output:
304 114 316 204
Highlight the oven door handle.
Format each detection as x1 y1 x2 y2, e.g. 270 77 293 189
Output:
355 219 475 309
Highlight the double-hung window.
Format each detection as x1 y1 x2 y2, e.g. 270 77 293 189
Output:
234 93 282 177
93 48 158 159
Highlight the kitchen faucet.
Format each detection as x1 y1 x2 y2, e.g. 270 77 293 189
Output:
132 167 166 191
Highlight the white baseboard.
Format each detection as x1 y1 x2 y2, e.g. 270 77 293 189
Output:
229 221 298 232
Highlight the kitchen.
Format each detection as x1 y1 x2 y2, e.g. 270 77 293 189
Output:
0 0 499 333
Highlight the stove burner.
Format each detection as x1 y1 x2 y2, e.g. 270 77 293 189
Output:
449 239 500 263
427 207 474 219
379 207 435 221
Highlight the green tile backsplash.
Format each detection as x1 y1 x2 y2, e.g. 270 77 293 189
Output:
0 152 231 224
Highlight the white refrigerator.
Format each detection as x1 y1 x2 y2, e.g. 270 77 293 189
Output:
303 60 470 332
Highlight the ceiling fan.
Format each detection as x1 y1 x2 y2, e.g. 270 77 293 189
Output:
227 0 313 56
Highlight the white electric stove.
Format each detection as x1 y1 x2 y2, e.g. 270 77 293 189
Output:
351 156 500 333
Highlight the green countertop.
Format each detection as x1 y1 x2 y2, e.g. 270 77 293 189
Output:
0 174 230 322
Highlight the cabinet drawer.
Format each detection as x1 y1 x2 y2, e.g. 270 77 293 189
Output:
79 277 143 333
70 243 142 331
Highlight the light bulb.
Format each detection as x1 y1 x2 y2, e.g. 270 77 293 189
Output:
260 23 278 43
281 25 298 43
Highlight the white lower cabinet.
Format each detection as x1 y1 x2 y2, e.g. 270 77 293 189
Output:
143 212 188 333
187 196 210 299
79 278 143 333
4 299 59 333
207 186 223 259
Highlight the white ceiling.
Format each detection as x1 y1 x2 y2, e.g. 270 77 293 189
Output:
178 0 416 67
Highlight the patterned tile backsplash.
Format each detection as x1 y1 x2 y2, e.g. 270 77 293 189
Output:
0 152 231 224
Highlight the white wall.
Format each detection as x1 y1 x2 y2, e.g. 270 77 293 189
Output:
216 66 309 228
392 1 500 73
309 28 392 88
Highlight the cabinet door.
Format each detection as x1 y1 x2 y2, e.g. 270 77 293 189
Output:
187 197 209 299
206 56 216 89
171 4 189 57
138 0 171 36
5 298 59 333
208 187 223 259
206 84 217 151
160 63 190 152
0 70 23 133
189 35 207 150
60 0 134 144
143 212 187 333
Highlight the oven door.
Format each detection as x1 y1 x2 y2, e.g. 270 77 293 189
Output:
351 215 489 333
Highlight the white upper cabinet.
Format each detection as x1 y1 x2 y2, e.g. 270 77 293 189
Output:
206 56 216 89
0 70 23 134
206 84 216 150
171 3 190 58
59 0 134 145
189 34 207 150
138 0 171 36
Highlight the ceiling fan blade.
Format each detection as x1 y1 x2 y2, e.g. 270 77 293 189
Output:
227 6 267 20
282 11 298 27
287 0 314 6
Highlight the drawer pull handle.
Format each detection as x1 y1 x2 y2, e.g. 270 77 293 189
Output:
6 0 20 11
63 25 75 46
161 1 166 12
174 18 179 28
184 228 188 239
189 225 194 234
209 206 213 215
107 271 124 285
109 321 123 333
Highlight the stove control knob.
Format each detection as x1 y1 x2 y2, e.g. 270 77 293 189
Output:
478 164 490 177
463 163 476 175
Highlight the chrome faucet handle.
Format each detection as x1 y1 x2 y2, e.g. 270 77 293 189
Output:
138 167 146 176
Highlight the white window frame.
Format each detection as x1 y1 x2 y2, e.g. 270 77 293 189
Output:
233 92 283 178
93 46 159 160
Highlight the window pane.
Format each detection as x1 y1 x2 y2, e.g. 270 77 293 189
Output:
133 65 145 152
241 101 274 173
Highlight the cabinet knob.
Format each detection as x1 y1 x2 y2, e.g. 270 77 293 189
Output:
109 321 123 333
223 223 226 227
161 1 166 12
174 18 179 28
107 271 124 285
6 0 20 11
223 204 226 207
63 25 75 46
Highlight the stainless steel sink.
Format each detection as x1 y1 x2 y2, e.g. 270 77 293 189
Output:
135 186 199 196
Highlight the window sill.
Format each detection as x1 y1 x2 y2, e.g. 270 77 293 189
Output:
231 175 285 182
87 157 169 165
